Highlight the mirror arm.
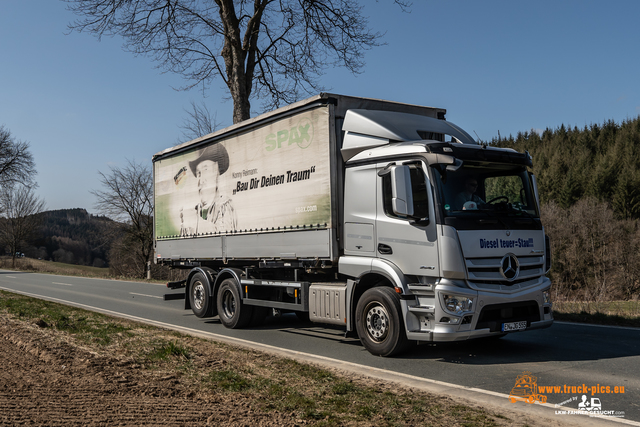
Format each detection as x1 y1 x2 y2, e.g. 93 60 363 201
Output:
377 162 396 177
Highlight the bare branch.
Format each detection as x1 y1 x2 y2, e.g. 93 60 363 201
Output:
91 159 153 277
179 100 222 142
0 185 46 267
65 0 404 123
0 125 37 189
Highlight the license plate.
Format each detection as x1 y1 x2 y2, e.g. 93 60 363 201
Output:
502 321 527 332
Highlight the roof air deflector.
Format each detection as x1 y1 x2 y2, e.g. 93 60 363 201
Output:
342 109 477 145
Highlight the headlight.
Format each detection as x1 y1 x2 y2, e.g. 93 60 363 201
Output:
542 289 551 305
442 294 474 315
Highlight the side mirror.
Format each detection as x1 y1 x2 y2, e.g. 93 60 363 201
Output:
379 165 414 217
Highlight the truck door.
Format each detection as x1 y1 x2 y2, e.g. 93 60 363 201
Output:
375 161 440 277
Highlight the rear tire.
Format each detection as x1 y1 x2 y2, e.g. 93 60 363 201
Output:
189 272 214 318
355 287 408 357
217 278 253 329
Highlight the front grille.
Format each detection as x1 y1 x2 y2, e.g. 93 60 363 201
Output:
475 300 540 331
466 255 544 291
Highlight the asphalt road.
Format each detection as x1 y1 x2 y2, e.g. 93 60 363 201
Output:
1 270 639 425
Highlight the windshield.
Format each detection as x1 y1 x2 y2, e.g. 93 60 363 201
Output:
431 164 539 219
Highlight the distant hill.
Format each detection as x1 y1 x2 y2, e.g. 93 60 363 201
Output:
24 208 116 267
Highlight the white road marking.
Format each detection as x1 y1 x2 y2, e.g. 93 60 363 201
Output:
555 321 640 331
52 282 73 286
129 292 163 299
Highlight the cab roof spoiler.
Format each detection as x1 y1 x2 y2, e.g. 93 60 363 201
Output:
342 109 478 145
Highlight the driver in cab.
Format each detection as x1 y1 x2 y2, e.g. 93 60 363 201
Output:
455 177 485 210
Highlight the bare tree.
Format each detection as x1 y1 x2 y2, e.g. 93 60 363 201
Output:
179 100 223 143
65 0 407 123
0 125 37 189
91 160 153 278
0 185 46 268
542 198 640 302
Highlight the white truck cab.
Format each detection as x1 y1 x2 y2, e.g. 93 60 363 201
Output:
339 109 552 354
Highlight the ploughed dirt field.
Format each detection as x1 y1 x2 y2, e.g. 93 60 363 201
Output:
0 296 560 427
0 315 295 426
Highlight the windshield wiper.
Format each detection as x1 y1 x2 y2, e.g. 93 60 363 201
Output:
505 204 537 219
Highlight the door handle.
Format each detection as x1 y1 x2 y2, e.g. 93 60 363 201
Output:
378 243 393 255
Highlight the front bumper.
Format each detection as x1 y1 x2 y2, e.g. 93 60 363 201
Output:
403 276 553 343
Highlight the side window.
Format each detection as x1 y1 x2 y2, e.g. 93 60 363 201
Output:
410 167 429 218
381 165 429 219
382 173 394 216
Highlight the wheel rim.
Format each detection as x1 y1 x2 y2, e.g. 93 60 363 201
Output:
192 281 205 310
221 288 236 319
364 302 390 342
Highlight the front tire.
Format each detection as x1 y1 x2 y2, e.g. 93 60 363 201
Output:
189 272 214 318
355 287 408 357
217 278 253 329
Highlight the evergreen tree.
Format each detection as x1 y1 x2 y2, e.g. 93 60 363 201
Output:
491 115 640 219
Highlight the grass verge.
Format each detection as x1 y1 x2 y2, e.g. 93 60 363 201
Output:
0 289 519 427
553 300 640 327
0 256 111 278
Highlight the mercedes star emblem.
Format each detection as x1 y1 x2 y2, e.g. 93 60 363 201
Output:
500 253 520 281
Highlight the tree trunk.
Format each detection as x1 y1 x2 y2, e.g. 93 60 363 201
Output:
217 0 253 124
232 90 251 124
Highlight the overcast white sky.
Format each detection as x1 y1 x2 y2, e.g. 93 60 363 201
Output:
1 0 639 213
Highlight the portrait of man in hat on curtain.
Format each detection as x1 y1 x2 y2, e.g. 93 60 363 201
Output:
179 143 237 235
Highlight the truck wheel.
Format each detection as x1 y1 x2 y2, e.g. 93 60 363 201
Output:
217 279 253 329
355 287 408 357
189 272 214 318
